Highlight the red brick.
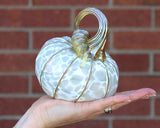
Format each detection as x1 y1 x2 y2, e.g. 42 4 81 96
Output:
0 9 70 27
0 0 28 5
76 9 151 27
111 54 149 72
0 76 28 93
154 54 160 71
113 120 160 128
33 31 72 49
117 76 160 93
113 0 160 5
0 53 37 72
114 31 160 50
155 98 160 115
32 75 44 93
0 97 37 115
58 120 108 128
111 100 150 115
33 0 108 5
0 120 17 128
0 32 28 49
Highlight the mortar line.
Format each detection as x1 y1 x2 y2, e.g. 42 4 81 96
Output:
151 8 155 28
108 118 113 128
0 5 160 9
111 27 160 31
108 0 113 7
149 53 154 75
96 115 160 120
0 49 39 53
108 29 112 50
0 94 43 98
150 98 155 118
120 72 160 76
153 53 156 72
28 75 32 94
28 0 33 7
108 50 160 54
0 27 72 31
1 27 160 31
0 5 108 9
0 116 21 120
28 30 33 49
106 5 160 9
120 72 150 76
0 72 35 76
70 8 75 31
155 72 160 75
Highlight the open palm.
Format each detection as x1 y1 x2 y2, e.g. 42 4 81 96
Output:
14 88 156 128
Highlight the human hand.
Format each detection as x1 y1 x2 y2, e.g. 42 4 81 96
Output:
14 88 156 128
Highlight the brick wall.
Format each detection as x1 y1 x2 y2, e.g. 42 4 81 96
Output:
0 0 160 128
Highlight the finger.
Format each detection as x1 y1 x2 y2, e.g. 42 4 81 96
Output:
119 88 156 102
82 94 130 114
115 88 156 98
84 88 156 115
102 88 156 114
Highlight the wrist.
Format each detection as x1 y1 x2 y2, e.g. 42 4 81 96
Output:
14 107 45 128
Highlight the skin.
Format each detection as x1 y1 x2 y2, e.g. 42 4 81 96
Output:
14 88 156 128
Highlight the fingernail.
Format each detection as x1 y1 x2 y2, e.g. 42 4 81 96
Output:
143 94 156 99
128 99 132 102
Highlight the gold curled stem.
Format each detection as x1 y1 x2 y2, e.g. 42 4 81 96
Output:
74 8 108 61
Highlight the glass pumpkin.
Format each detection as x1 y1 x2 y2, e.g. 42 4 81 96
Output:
35 8 119 102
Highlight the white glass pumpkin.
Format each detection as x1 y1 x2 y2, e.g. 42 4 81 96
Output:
35 8 119 102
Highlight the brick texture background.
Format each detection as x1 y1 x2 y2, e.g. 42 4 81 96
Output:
0 0 160 128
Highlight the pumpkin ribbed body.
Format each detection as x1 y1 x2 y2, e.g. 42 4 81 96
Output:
35 36 119 101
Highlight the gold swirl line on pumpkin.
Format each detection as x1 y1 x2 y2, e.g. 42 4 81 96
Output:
42 39 72 50
39 47 72 86
105 59 119 76
53 57 78 98
103 61 118 97
106 60 119 96
74 60 93 102
104 67 110 97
